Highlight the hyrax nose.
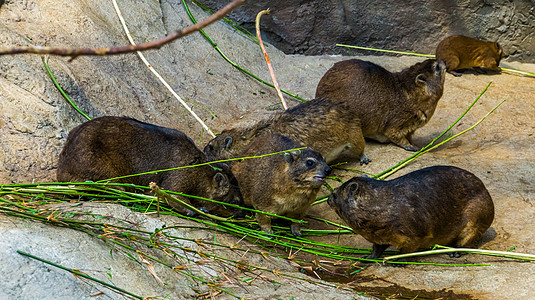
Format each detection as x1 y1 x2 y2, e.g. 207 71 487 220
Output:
324 166 332 176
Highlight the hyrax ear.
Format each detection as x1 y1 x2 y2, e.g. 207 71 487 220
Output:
434 60 445 73
496 42 503 55
284 150 301 164
415 73 427 85
224 137 233 150
347 182 359 195
213 172 230 193
346 182 359 203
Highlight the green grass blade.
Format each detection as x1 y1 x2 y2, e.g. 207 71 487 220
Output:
181 0 307 102
17 250 143 299
42 57 91 120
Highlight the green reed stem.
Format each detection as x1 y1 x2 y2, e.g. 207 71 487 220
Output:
181 0 307 102
97 147 306 183
501 67 535 78
336 44 535 77
375 81 494 180
192 0 258 43
42 57 91 120
378 99 505 179
336 44 435 57
17 250 143 299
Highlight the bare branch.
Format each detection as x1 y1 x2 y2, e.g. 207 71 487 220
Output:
0 0 245 58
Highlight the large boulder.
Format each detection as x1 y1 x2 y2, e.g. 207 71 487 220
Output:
201 0 535 61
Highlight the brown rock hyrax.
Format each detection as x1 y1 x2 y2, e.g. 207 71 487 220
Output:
327 166 494 260
204 97 370 165
232 134 331 237
57 116 244 217
315 59 446 151
436 35 503 77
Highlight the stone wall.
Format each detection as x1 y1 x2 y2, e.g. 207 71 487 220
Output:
202 0 535 62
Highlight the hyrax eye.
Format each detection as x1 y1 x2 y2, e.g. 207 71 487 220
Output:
306 159 316 168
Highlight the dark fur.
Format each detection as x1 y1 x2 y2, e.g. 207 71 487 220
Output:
436 35 503 76
327 166 494 259
315 59 446 152
57 116 243 217
232 134 331 237
204 98 369 165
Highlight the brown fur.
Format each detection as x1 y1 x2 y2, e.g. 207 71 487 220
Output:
204 98 369 165
57 116 244 217
232 134 331 237
436 35 503 76
327 166 494 260
315 59 446 152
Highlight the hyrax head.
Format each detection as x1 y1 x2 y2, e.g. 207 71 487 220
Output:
327 177 363 216
483 41 503 71
204 132 235 160
204 125 266 160
283 148 331 188
405 59 446 118
196 162 245 218
412 59 446 99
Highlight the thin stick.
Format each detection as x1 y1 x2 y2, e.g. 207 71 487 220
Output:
255 9 288 110
384 247 535 262
0 0 245 58
17 250 144 299
111 0 215 138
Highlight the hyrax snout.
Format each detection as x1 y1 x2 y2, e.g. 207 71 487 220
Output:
327 166 494 260
316 59 446 152
204 98 369 165
232 134 331 237
436 35 503 77
57 116 244 217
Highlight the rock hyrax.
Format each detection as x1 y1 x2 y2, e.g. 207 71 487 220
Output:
436 35 502 77
316 59 446 151
232 134 331 237
57 116 244 217
327 166 494 260
204 98 369 165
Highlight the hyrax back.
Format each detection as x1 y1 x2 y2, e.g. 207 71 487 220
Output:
232 134 331 237
57 116 243 217
204 98 369 165
327 166 494 259
315 59 446 152
436 35 502 76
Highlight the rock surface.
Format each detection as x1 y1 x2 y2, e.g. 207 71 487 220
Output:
202 0 535 62
1 0 535 299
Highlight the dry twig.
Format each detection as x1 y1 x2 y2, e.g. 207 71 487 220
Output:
255 9 288 110
0 0 245 58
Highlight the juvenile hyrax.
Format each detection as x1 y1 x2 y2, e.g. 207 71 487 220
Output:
315 59 446 152
436 35 502 77
57 116 244 217
232 134 331 237
204 97 369 165
327 166 494 260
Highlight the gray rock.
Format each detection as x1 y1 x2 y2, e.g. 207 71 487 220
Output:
201 0 535 62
